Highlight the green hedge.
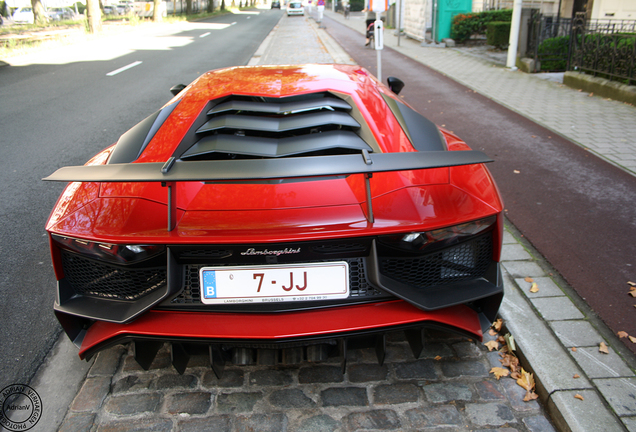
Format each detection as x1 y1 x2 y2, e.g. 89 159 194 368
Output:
73 2 86 14
537 33 635 73
582 33 636 50
486 21 510 49
451 13 480 43
537 36 569 71
451 9 512 43
349 0 364 12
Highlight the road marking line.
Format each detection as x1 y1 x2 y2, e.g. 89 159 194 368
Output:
106 61 143 76
231 21 237 25
200 32 211 38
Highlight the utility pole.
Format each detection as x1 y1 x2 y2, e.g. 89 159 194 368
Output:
396 0 401 46
370 0 387 82
506 0 523 70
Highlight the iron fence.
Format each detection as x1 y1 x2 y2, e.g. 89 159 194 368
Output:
568 13 636 85
526 11 572 72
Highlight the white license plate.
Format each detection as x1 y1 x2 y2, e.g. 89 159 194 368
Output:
200 262 349 304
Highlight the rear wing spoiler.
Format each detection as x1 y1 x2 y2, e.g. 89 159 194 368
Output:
44 150 492 229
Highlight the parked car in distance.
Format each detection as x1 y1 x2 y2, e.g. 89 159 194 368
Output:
103 5 120 15
287 1 303 15
47 7 78 21
116 2 133 15
271 1 280 8
44 64 504 375
12 6 34 23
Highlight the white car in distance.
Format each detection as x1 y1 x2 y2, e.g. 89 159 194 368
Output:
286 1 304 16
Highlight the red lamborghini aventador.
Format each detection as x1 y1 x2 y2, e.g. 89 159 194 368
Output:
45 64 504 375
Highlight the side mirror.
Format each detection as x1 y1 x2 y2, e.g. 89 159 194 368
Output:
170 84 186 96
387 77 405 95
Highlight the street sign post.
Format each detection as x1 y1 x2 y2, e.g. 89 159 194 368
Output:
368 0 386 82
374 18 384 79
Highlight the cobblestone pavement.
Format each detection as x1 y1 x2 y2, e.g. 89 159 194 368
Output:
59 321 555 432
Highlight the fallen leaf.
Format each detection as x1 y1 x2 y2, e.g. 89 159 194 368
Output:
500 353 521 380
513 170 520 174
492 318 503 332
629 291 636 298
599 342 609 354
575 394 584 401
572 347 577 352
530 282 539 293
573 374 580 379
500 354 519 368
588 92 594 97
489 329 498 336
531 135 537 138
490 367 510 380
484 340 499 351
629 336 636 344
516 368 539 401
628 281 636 287
516 370 534 391
524 277 534 283
524 391 539 402
504 333 516 352
617 331 629 338
434 355 442 361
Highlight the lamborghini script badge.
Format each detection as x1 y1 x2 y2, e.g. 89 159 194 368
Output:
240 248 301 256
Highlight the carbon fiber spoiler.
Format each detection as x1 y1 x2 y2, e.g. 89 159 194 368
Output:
44 150 492 229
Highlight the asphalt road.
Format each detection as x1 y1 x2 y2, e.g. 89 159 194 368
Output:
324 17 636 353
0 9 284 390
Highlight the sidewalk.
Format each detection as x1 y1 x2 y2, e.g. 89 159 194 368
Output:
33 11 635 432
323 9 636 177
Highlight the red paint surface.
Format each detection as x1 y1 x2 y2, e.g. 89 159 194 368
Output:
79 300 483 358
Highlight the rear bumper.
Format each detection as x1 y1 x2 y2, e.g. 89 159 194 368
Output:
70 300 487 360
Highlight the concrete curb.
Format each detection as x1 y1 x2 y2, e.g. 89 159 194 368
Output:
564 71 636 106
499 223 635 432
313 22 356 65
247 14 282 66
26 334 94 432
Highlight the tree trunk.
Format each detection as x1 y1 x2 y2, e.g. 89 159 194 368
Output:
207 0 214 13
153 0 162 21
31 0 47 24
86 0 102 33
